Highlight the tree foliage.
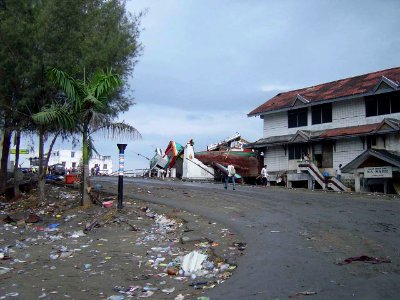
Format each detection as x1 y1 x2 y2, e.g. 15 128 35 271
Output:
0 0 142 193
38 67 141 205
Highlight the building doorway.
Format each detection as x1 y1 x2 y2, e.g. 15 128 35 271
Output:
313 142 333 168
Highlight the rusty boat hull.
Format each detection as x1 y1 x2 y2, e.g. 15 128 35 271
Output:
195 150 261 178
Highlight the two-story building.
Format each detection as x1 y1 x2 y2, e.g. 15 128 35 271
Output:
247 67 400 194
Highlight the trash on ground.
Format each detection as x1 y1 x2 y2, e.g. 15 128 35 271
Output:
337 255 391 265
103 200 114 208
0 267 12 275
181 250 207 274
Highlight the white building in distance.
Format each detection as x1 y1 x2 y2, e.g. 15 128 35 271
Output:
26 149 113 175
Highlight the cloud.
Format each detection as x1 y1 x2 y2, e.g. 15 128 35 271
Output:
119 103 259 139
19 0 400 173
260 84 296 93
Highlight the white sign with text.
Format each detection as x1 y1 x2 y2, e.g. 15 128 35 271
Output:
364 166 392 178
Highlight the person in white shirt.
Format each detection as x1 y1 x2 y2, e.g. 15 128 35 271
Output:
261 165 268 187
224 163 236 190
336 164 342 181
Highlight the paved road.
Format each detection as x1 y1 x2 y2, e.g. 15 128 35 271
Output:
93 177 400 300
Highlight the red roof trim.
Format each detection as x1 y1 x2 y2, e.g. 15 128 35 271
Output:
317 123 378 139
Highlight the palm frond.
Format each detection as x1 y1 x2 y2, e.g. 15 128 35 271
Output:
32 103 77 131
87 111 110 131
90 69 123 99
47 67 83 112
94 121 141 140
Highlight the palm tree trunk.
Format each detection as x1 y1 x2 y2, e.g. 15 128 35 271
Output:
81 127 91 206
13 129 21 198
0 127 12 191
38 128 46 204
45 131 60 170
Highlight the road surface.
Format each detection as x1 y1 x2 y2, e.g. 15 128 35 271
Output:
93 177 400 300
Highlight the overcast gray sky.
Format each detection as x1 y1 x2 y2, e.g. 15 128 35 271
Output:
87 0 400 170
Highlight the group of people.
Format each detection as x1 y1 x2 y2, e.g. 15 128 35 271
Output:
224 163 270 190
90 166 100 176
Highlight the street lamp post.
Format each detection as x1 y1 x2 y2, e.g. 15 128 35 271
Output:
117 144 127 209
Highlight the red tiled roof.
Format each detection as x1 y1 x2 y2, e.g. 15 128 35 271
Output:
317 123 378 139
248 67 400 116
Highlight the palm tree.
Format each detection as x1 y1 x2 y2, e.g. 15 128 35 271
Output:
35 67 140 206
32 102 76 203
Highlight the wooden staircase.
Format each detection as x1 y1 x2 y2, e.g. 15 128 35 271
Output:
298 162 348 192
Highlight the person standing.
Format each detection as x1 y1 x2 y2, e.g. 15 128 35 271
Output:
261 165 268 187
336 164 342 181
323 169 330 189
224 163 236 190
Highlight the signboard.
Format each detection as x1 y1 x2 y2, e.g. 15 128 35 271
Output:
364 166 392 178
10 149 29 154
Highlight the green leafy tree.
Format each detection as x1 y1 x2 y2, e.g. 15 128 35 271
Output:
34 67 140 206
0 0 36 191
0 0 142 196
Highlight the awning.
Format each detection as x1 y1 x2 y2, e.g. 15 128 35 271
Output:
341 148 400 173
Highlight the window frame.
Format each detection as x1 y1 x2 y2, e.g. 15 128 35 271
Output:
366 136 377 149
365 92 400 117
288 108 308 128
311 103 332 125
288 144 309 160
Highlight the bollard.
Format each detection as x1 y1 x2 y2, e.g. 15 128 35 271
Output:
117 144 127 209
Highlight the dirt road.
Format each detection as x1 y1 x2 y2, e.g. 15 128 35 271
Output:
93 177 400 300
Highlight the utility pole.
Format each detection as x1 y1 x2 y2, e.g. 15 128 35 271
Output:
117 144 127 209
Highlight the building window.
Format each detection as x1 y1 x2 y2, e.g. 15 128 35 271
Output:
312 103 332 125
288 144 309 160
288 108 308 128
103 164 107 170
365 92 400 117
71 151 75 158
366 136 376 149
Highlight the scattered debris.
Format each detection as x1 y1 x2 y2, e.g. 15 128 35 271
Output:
181 251 207 274
289 291 318 298
103 200 114 208
337 255 391 265
233 242 246 251
0 184 242 299
25 212 41 223
0 267 12 275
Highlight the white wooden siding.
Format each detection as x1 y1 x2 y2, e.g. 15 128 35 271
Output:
332 98 365 127
385 133 400 151
264 146 288 172
263 97 400 138
263 111 289 137
333 138 364 168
